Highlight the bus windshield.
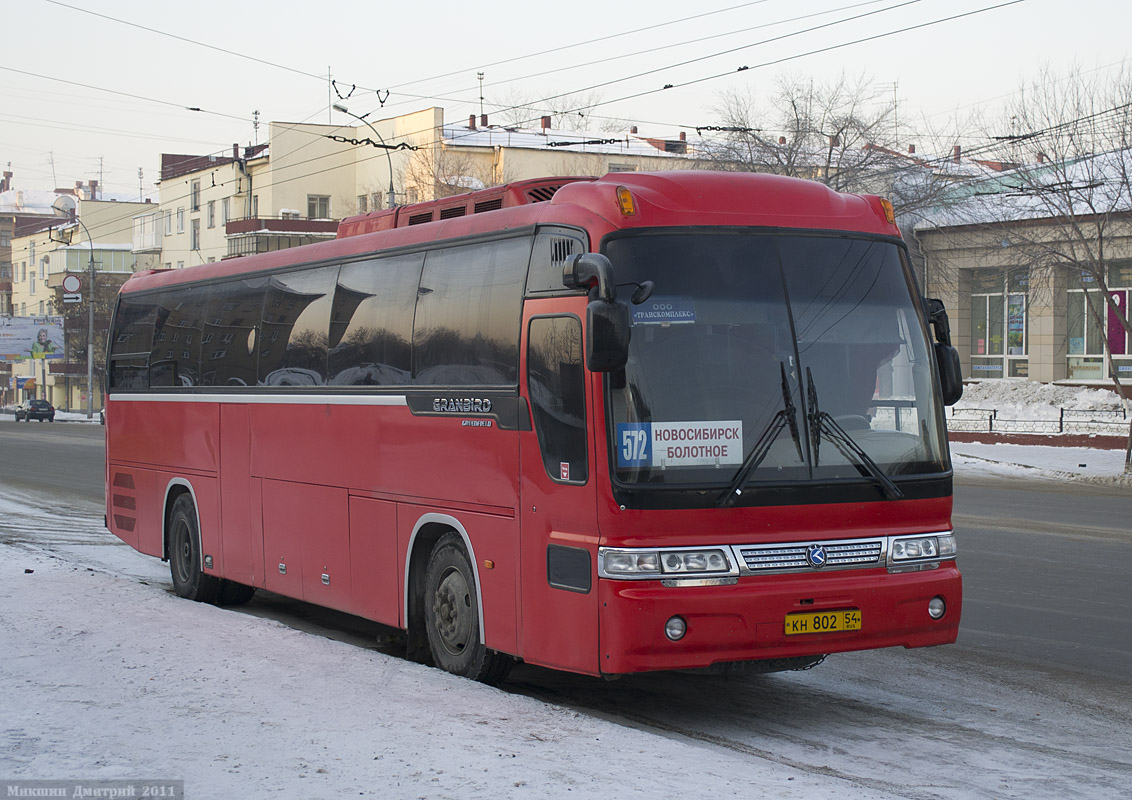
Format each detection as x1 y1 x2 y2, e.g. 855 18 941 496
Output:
605 230 949 495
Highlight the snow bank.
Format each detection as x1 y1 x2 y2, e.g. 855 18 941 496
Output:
955 379 1125 420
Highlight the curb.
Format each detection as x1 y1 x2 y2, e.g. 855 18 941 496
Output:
948 431 1128 450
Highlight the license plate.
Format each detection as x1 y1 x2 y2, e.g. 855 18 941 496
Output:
785 609 862 636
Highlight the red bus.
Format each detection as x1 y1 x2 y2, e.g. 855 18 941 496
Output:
104 171 963 684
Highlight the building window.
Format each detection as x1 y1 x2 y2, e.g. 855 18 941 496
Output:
1066 289 1106 379
0 230 10 247
29 275 35 295
357 195 368 213
39 301 45 314
191 180 201 211
176 208 185 234
29 240 35 261
307 195 331 219
222 197 230 224
252 195 259 218
164 210 172 235
969 267 1029 379
372 192 381 211
191 218 201 251
177 261 185 270
207 200 216 228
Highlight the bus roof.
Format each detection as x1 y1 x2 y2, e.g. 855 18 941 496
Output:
120 171 900 295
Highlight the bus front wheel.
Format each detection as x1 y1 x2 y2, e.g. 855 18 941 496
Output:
168 493 222 603
423 532 512 684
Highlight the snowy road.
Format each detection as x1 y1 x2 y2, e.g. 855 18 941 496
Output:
2 484 1129 799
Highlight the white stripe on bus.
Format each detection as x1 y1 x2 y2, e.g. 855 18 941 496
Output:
110 393 409 406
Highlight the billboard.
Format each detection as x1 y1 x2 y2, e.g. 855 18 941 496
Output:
0 316 65 362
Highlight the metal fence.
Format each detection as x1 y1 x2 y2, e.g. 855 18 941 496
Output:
946 406 1131 436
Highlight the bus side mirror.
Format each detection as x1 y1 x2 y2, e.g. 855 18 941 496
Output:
564 253 631 371
934 342 963 406
587 299 630 372
924 298 963 406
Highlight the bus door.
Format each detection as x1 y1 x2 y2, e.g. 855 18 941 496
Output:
519 309 602 675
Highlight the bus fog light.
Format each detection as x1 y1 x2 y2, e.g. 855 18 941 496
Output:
665 616 687 641
928 596 946 620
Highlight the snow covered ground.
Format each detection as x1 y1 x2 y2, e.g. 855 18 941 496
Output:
0 514 899 800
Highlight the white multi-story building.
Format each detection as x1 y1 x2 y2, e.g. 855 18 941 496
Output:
133 109 695 268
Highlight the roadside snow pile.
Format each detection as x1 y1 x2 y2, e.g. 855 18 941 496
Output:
954 380 1125 420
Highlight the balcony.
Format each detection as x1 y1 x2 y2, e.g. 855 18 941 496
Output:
224 216 339 259
132 213 162 253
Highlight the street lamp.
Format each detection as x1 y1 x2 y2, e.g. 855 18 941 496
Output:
51 195 95 420
332 103 398 210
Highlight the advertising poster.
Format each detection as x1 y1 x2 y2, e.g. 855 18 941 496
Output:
0 316 65 362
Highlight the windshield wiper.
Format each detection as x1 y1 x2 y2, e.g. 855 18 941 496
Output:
805 368 903 500
717 363 804 508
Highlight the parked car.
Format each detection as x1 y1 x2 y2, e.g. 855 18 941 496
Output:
15 399 55 422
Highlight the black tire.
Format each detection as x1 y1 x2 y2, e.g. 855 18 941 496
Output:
423 532 512 684
217 580 256 606
168 493 222 603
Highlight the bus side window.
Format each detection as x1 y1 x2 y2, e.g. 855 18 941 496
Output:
257 265 339 387
413 238 530 386
328 253 423 386
527 316 588 484
200 279 265 387
108 293 158 390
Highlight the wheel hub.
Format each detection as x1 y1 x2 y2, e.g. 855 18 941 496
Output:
432 568 472 655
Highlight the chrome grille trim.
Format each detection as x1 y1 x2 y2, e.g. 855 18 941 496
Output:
731 537 887 575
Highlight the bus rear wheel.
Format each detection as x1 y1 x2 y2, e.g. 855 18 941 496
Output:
423 532 512 685
168 493 221 603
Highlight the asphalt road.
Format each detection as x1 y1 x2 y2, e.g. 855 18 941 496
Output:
953 475 1132 682
0 416 105 500
2 416 1130 682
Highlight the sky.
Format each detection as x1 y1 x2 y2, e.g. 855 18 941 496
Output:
2 0 1130 202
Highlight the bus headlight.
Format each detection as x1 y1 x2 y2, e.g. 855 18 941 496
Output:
890 533 956 563
599 547 737 579
602 551 660 576
661 549 732 574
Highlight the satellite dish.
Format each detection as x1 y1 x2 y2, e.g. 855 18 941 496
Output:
51 195 77 218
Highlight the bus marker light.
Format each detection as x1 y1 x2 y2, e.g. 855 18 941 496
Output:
665 616 687 641
483 560 495 569
616 186 636 216
879 198 896 225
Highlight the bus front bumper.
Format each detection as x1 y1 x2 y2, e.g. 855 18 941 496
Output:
597 563 961 675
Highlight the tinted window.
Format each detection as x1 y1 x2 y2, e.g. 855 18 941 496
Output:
150 288 207 387
110 294 157 356
109 293 157 390
528 316 588 483
413 237 530 386
328 254 423 386
257 265 339 386
199 278 266 387
527 228 588 293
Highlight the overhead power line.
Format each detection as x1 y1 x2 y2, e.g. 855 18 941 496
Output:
41 0 326 82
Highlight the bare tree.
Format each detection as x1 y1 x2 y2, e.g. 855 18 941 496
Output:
493 89 628 133
952 65 1132 469
698 73 955 219
401 145 500 203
